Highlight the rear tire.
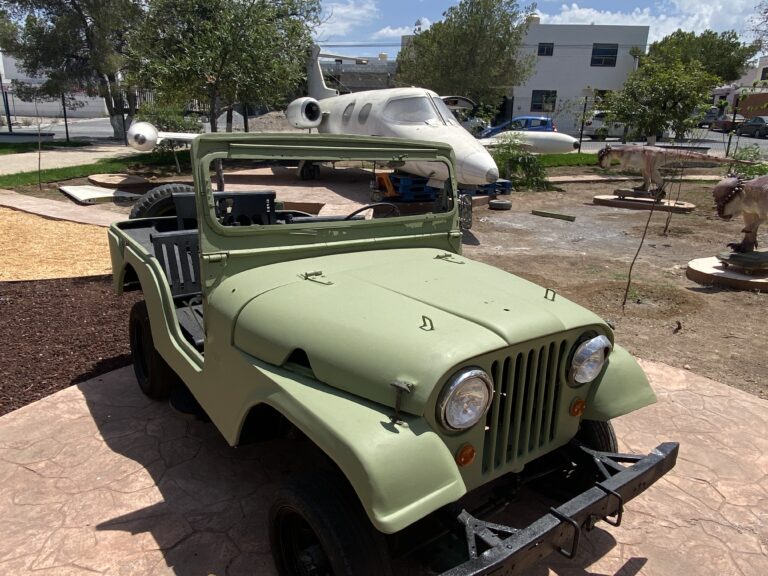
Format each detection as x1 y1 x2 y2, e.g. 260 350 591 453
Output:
130 183 194 219
269 472 392 576
129 301 179 399
489 199 512 211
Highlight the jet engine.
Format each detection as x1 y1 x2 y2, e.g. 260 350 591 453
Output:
286 97 323 129
126 121 159 152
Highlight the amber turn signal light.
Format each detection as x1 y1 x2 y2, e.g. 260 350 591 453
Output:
456 444 476 467
570 398 586 417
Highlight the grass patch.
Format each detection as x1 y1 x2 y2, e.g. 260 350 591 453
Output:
539 153 599 168
0 140 94 156
0 150 189 189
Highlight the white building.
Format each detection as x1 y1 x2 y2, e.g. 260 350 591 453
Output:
510 19 649 134
1 51 107 119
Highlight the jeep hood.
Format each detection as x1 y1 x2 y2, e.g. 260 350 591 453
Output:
232 248 606 413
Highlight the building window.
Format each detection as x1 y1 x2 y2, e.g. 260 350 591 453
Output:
761 67 768 81
591 44 618 67
538 43 554 56
531 90 557 113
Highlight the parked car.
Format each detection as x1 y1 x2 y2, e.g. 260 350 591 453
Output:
478 115 555 138
696 107 720 128
582 111 624 139
712 114 745 132
736 116 768 138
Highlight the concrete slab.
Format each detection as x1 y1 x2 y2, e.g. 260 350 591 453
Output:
0 360 765 575
0 189 123 227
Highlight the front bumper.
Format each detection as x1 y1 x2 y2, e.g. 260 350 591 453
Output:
440 441 679 576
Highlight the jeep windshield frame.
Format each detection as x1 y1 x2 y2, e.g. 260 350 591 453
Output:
190 133 462 288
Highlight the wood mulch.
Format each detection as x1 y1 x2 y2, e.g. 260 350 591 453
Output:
0 206 139 416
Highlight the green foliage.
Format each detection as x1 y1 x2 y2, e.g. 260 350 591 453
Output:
490 133 548 190
0 0 143 131
603 58 719 139
135 102 202 151
731 145 768 178
128 0 320 132
649 30 759 83
396 0 534 108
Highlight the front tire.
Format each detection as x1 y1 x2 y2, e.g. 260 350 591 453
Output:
575 419 618 452
129 301 179 399
269 472 392 576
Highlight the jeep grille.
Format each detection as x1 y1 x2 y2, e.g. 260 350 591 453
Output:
482 340 567 474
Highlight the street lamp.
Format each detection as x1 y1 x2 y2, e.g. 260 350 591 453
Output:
577 87 592 153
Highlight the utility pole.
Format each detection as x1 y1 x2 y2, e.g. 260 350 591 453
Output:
61 93 70 143
0 72 12 133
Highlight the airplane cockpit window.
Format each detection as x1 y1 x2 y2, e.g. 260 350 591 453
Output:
358 103 372 124
431 97 460 127
342 102 355 124
383 97 441 124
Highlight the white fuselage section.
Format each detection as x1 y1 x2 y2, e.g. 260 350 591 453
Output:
313 87 499 186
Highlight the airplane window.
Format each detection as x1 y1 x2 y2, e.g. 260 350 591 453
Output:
383 97 440 124
342 102 355 124
431 97 460 127
358 103 372 124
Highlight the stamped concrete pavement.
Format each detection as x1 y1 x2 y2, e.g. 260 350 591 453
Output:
0 361 765 575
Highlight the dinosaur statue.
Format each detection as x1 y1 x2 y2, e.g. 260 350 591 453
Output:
597 145 750 192
712 173 768 253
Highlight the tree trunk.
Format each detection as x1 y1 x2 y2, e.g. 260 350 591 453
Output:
226 107 233 133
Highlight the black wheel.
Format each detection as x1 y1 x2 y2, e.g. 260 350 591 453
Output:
129 301 179 399
575 420 618 452
269 473 392 576
130 183 194 219
489 199 512 211
344 202 401 220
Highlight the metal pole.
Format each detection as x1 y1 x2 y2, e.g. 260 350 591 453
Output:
61 93 70 143
725 96 739 158
0 73 12 133
243 103 249 133
577 95 588 153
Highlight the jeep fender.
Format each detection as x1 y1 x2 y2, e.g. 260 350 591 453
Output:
245 360 466 535
583 344 656 421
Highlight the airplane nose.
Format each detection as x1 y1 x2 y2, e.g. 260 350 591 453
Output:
459 150 499 185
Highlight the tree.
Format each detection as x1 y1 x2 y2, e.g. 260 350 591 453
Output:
396 0 534 108
648 30 759 84
128 0 319 135
753 2 768 47
0 0 144 138
603 58 719 140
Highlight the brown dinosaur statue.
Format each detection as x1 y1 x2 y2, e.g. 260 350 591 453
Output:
597 145 750 192
712 173 768 253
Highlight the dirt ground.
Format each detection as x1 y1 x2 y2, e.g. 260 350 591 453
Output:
464 172 767 399
0 164 765 418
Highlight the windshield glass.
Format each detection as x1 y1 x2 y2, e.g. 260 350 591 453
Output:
383 97 441 124
431 97 459 127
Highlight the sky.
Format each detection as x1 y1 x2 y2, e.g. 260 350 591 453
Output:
314 1 761 56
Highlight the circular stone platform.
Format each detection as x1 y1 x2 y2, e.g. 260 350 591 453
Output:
593 195 695 213
87 173 148 189
686 256 768 292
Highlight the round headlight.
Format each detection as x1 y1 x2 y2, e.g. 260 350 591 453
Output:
569 335 612 386
438 368 493 431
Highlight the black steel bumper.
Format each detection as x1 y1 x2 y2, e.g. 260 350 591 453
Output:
440 442 679 576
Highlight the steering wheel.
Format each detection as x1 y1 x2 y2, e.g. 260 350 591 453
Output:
344 202 401 220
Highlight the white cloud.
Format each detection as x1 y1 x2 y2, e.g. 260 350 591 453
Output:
372 17 431 39
537 1 758 43
315 0 379 39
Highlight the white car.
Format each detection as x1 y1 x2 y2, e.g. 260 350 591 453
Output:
583 111 625 139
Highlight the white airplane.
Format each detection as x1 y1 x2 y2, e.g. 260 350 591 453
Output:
478 131 579 155
286 46 577 185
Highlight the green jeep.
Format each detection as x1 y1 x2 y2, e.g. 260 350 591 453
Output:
109 131 678 575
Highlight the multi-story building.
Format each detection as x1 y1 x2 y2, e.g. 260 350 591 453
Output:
509 18 649 134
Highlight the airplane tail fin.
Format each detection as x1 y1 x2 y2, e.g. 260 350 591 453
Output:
307 45 338 101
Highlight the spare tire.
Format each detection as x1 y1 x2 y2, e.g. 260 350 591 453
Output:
130 183 194 219
488 198 512 211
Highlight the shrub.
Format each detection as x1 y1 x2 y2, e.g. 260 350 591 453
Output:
731 144 768 179
490 133 548 190
134 102 202 151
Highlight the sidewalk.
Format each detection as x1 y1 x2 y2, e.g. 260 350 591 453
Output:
0 142 139 176
0 189 123 227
